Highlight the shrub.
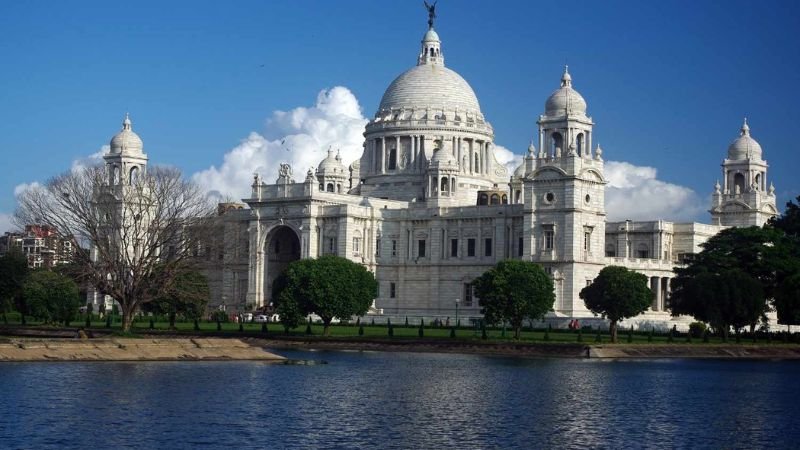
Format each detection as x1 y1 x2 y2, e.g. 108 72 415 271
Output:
689 322 707 338
544 324 551 341
194 319 200 331
85 315 91 329
627 326 633 343
648 328 654 343
305 323 312 335
405 316 409 327
418 319 424 338
481 324 487 340
594 330 602 343
149 318 155 330
261 322 268 333
358 324 364 336
216 320 221 331
703 329 710 343
239 322 244 332
450 327 456 338
105 315 112 328
577 327 583 343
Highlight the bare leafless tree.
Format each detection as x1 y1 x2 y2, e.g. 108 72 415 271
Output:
15 164 217 331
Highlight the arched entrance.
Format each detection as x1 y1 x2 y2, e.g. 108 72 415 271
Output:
264 226 301 306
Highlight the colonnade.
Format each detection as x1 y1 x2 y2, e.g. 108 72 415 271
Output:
367 135 492 175
649 276 671 312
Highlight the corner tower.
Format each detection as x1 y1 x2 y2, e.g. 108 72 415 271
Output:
524 67 607 316
710 119 777 226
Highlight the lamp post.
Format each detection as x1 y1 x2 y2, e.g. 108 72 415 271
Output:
455 298 460 328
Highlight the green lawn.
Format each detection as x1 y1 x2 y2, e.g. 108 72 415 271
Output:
1 312 795 345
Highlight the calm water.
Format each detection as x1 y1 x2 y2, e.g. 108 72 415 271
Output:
1 350 799 449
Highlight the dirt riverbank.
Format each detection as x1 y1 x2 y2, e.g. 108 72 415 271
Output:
0 338 285 362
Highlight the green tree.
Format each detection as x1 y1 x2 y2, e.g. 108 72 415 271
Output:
580 266 652 343
670 269 764 341
22 270 81 325
273 255 377 336
768 196 800 327
473 260 554 339
0 248 29 322
144 269 209 329
670 227 781 332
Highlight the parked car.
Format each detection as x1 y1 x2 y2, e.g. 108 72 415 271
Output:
254 315 269 323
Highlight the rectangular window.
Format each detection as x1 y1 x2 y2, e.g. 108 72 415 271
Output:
586 279 593 287
543 225 554 250
450 238 458 257
484 238 492 257
467 238 476 257
390 282 396 298
584 232 591 252
518 237 524 257
637 249 649 259
375 239 381 257
327 237 336 254
353 237 361 253
391 240 397 257
417 240 426 258
463 283 474 307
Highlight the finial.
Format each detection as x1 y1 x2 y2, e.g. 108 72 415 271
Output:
741 117 750 136
336 149 342 161
769 182 775 194
594 143 603 160
123 112 132 130
561 65 572 87
528 141 536 154
714 180 721 193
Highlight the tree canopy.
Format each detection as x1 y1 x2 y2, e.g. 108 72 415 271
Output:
473 260 554 339
768 196 800 325
144 268 210 328
273 255 377 335
580 266 652 343
15 164 216 331
0 248 29 320
23 270 82 326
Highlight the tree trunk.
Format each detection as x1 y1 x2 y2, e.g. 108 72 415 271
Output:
722 327 729 342
169 312 176 330
121 307 135 332
323 318 332 336
513 325 521 340
609 321 618 343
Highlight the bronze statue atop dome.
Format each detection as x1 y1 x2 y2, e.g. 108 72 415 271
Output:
424 1 437 29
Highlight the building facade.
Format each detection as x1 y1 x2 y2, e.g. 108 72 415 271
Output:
94 14 778 328
0 225 74 269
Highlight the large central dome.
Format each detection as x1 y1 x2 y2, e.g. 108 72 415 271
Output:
378 64 481 113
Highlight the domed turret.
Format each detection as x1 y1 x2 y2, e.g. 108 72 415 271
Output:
544 66 588 117
727 118 763 160
316 148 348 193
110 113 144 154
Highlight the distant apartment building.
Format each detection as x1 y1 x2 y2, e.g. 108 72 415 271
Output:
0 225 74 269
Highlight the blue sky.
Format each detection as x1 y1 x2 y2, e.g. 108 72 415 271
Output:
1 0 798 231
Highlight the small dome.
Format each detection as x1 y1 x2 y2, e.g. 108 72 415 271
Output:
430 147 456 166
513 162 526 178
423 28 440 42
727 119 763 160
110 113 143 154
544 66 587 117
316 148 347 175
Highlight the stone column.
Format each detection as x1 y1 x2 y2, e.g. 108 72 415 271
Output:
661 277 670 311
411 135 416 171
396 136 401 170
381 137 386 173
650 276 659 311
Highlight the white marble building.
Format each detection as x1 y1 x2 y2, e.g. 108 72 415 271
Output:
104 15 777 327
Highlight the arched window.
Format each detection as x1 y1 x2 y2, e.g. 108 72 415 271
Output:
636 243 650 259
576 133 584 156
551 132 563 156
734 173 745 194
441 176 449 193
490 194 500 205
515 190 521 203
388 148 397 170
474 153 480 171
129 166 139 184
754 173 761 191
112 165 120 184
337 184 342 193
501 194 508 204
326 183 334 192
478 193 489 205
319 183 324 191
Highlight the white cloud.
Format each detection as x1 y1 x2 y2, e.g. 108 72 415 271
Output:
192 86 368 200
71 146 107 172
493 144 522 174
604 160 706 222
